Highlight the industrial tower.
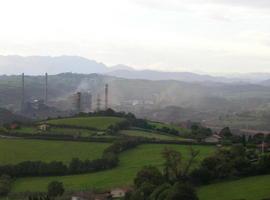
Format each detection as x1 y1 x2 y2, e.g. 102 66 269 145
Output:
105 84 108 110
96 94 101 112
45 73 48 105
76 92 82 113
21 73 25 111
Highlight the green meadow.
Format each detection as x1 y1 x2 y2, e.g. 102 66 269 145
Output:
0 139 109 164
198 174 270 200
120 130 192 141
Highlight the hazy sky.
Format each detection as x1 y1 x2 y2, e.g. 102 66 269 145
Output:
0 0 270 73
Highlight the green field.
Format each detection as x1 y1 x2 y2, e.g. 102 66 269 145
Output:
46 116 125 130
121 130 193 141
49 127 97 137
198 175 270 200
0 139 109 164
12 144 214 192
11 126 37 134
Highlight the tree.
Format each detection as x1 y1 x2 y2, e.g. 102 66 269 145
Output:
47 181 64 198
219 127 232 138
134 166 164 188
162 147 199 182
149 183 171 200
242 135 246 147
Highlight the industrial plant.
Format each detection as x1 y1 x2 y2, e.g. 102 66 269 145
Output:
20 73 110 119
73 83 109 113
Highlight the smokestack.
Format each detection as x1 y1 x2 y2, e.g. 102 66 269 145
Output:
21 73 25 111
96 94 101 112
45 73 48 105
105 84 108 110
89 92 92 112
76 92 81 113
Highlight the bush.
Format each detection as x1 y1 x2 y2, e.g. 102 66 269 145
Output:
134 166 164 188
47 181 64 198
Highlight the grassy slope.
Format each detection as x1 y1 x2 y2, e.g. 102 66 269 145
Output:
198 175 270 200
12 144 214 192
121 130 192 141
0 139 109 164
46 117 125 130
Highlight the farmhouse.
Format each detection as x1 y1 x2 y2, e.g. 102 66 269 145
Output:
38 124 50 131
204 134 221 143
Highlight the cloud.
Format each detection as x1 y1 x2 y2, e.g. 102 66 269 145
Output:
132 0 270 12
211 0 270 8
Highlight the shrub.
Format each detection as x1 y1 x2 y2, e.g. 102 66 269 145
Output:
47 181 64 198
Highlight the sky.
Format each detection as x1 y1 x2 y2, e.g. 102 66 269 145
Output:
0 0 270 74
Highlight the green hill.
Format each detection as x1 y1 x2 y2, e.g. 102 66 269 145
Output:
12 144 214 192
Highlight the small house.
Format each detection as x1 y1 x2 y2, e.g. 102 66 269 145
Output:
38 124 50 131
204 134 221 143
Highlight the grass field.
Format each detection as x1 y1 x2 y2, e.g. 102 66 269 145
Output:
46 116 125 130
198 175 270 200
0 139 109 164
11 126 37 134
120 130 193 141
12 144 214 192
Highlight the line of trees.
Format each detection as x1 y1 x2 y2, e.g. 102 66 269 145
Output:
0 139 139 178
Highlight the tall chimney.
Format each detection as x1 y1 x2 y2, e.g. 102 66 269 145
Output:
96 94 101 112
21 73 25 111
105 84 108 110
89 92 92 112
76 92 81 113
45 73 48 104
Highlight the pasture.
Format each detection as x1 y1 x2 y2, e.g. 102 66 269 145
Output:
120 130 192 141
198 174 270 200
0 139 109 164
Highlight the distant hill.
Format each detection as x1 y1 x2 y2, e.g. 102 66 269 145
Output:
106 69 236 83
0 55 108 75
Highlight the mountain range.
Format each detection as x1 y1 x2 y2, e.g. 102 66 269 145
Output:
1 55 270 84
